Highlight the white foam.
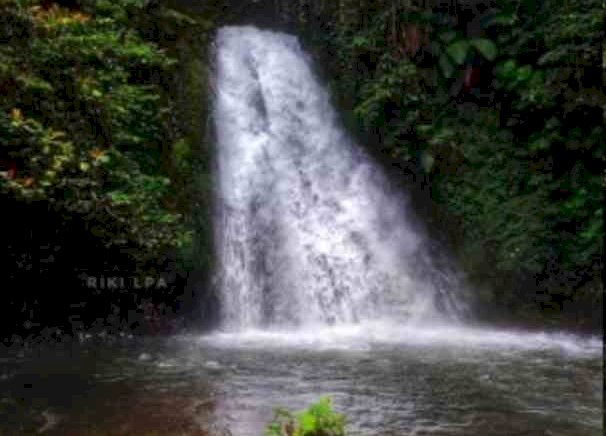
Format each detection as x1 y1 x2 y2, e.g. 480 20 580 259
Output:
195 322 602 356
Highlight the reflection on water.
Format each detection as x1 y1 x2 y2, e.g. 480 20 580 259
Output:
0 325 602 435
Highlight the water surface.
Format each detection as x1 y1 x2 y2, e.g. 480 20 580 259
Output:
0 325 601 435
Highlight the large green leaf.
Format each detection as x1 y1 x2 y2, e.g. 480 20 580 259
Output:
470 38 498 61
446 40 470 65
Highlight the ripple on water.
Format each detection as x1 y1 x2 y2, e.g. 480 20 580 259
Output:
0 325 601 436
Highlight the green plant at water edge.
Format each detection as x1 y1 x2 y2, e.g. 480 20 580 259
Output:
265 397 346 436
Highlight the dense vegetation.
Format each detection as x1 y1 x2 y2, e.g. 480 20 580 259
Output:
288 0 604 329
1 0 603 343
0 0 216 342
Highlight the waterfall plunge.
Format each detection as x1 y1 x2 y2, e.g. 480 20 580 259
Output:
213 26 465 331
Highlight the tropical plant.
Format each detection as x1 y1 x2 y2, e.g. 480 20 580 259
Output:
265 397 346 436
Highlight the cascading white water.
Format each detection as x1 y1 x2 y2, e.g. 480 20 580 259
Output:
213 26 466 331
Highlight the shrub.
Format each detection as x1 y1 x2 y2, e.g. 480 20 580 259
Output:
265 397 346 436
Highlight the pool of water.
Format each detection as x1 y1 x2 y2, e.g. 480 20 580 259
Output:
0 323 602 435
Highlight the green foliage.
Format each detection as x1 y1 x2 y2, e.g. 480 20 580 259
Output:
266 397 346 436
354 56 419 127
436 36 497 79
427 112 556 276
0 1 192 264
470 38 497 61
0 109 75 198
299 0 604 321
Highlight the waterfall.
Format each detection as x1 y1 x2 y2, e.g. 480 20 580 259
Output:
213 26 466 331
